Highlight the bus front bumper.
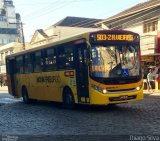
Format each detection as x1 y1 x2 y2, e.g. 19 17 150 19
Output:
89 88 144 105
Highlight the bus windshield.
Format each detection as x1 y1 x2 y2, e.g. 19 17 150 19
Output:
90 44 140 78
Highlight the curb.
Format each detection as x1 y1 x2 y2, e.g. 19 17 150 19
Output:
0 91 8 93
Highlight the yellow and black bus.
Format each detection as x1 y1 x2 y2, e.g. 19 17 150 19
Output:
6 30 143 107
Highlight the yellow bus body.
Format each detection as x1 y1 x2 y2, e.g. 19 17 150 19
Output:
7 70 143 105
6 30 143 106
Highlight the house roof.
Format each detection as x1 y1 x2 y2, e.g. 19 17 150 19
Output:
36 29 48 38
54 16 102 28
96 0 160 25
30 29 48 43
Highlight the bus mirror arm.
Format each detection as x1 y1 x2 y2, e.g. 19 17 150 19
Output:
87 59 92 66
86 41 92 66
86 41 91 47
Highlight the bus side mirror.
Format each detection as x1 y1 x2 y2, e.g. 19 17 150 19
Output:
88 60 92 65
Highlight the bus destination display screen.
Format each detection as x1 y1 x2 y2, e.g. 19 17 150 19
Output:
90 33 139 43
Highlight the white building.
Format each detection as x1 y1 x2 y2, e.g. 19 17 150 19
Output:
30 16 102 47
0 0 22 46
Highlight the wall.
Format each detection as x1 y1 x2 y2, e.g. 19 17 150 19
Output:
124 18 160 55
0 42 24 74
45 26 100 40
31 26 101 47
125 24 143 35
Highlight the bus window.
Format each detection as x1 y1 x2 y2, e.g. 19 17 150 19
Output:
64 47 74 69
45 48 56 71
33 51 42 72
57 48 65 69
24 54 33 73
16 56 23 74
57 47 74 70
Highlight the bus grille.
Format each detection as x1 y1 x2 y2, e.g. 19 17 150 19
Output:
109 95 137 102
108 88 135 92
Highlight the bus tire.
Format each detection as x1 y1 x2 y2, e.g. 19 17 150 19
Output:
22 87 31 104
63 88 75 109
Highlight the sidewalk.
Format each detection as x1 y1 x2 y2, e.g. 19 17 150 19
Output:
0 86 8 92
143 90 160 96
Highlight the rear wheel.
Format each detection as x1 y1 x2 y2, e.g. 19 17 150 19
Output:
63 89 75 109
22 87 31 104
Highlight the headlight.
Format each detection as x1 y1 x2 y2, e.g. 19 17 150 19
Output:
136 86 140 91
92 85 108 94
136 84 143 91
103 89 107 94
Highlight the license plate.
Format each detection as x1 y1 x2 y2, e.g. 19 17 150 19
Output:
120 95 128 100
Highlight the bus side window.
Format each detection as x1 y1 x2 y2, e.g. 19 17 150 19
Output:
64 47 74 69
45 48 56 71
24 54 33 73
16 56 23 74
57 46 74 70
33 51 42 72
57 48 66 69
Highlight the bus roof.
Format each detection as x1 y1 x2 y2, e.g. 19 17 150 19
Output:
6 31 90 59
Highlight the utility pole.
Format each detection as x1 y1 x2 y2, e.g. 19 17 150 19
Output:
20 22 25 50
9 22 25 50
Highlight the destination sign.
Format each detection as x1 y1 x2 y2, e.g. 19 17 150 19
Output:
96 34 134 41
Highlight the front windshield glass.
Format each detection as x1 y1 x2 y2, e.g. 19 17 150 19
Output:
90 44 140 78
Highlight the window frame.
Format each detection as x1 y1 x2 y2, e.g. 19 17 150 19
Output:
15 55 24 74
43 47 57 72
57 45 75 70
143 20 158 33
33 51 43 73
24 53 33 74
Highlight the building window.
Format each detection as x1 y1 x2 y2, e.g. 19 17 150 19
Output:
0 28 17 34
2 39 8 44
4 0 13 5
0 16 7 21
9 39 15 43
143 20 158 33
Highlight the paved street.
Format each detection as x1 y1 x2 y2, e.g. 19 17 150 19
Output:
0 90 160 139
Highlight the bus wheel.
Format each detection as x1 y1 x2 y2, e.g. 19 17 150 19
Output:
22 87 31 104
63 89 75 109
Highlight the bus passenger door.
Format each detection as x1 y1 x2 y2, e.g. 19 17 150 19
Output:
75 44 89 103
7 58 17 96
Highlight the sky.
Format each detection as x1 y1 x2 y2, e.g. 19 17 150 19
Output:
13 0 147 42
